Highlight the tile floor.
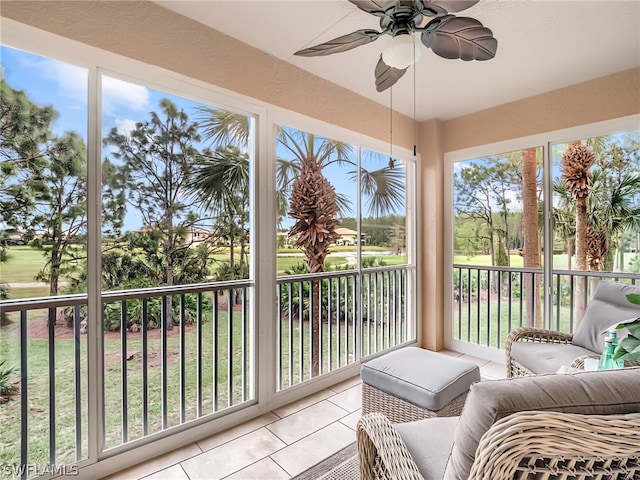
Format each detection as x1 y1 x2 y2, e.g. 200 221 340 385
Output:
103 351 506 480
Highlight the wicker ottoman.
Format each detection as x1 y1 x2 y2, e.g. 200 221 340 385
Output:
360 347 480 423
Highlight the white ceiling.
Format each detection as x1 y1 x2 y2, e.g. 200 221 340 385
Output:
156 0 640 121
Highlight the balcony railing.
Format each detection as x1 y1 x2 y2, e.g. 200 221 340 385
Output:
276 266 411 390
453 264 640 350
0 265 413 479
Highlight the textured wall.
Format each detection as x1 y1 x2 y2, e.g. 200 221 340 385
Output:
441 67 640 152
417 119 446 351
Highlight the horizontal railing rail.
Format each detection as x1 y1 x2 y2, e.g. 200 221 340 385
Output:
453 264 640 349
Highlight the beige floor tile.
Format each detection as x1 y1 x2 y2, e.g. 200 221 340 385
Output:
481 360 508 379
181 428 286 480
327 384 361 412
270 422 356 477
271 388 334 418
339 409 362 431
197 412 280 451
267 400 348 444
328 375 361 393
142 464 190 480
458 353 490 368
102 443 202 480
222 458 290 480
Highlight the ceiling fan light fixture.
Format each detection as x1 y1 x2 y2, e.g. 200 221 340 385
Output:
382 34 422 70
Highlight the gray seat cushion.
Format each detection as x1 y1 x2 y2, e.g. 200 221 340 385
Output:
572 280 640 353
510 340 595 374
444 367 640 480
360 347 480 411
395 416 458 480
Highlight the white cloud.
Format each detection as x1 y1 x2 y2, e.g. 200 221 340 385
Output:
13 54 150 115
503 189 523 210
25 57 88 102
102 76 150 115
114 118 138 136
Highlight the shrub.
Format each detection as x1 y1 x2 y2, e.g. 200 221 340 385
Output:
0 360 18 401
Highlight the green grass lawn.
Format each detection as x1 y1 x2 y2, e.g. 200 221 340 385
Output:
0 246 407 290
454 253 572 269
0 246 45 283
5 286 50 300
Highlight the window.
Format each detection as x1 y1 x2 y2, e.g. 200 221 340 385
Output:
275 125 416 389
447 121 640 356
451 147 544 348
0 45 90 470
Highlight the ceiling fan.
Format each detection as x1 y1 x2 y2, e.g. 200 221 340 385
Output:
294 0 498 92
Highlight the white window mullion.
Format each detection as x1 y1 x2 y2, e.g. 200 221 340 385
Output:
87 67 104 461
255 112 278 405
543 141 554 330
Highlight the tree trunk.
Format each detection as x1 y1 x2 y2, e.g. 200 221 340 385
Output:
575 196 588 325
49 249 60 327
311 280 320 377
288 158 338 379
307 252 325 378
521 148 541 327
165 238 174 331
49 250 60 297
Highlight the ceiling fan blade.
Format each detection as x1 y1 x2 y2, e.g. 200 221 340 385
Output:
294 29 383 57
427 0 480 13
374 56 408 92
349 0 397 16
421 15 497 61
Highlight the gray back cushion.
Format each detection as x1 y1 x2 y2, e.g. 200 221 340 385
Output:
572 281 640 353
444 367 640 480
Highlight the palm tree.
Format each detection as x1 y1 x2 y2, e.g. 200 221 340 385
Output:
193 107 405 376
561 142 595 324
552 179 576 270
189 145 250 288
587 170 640 271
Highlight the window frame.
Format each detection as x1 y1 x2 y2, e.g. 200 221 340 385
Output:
444 114 640 361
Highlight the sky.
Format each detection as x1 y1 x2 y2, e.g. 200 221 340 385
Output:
1 45 406 233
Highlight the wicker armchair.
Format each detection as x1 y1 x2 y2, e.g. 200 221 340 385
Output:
357 410 640 480
506 281 640 377
356 367 640 480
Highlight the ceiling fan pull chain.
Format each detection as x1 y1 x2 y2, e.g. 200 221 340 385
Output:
389 87 395 169
413 39 417 158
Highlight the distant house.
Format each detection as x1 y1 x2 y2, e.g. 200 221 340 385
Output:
134 225 213 247
188 228 211 246
334 227 366 246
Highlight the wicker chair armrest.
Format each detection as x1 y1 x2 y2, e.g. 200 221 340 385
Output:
505 327 574 372
356 413 424 480
506 327 573 347
469 410 640 480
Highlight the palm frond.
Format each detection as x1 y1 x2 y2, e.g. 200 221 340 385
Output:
360 166 405 216
194 107 250 147
188 146 249 212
